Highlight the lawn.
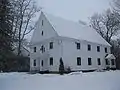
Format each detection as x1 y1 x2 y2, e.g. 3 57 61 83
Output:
0 70 120 90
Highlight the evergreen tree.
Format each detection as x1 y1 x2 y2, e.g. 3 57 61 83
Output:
59 58 64 75
0 0 14 71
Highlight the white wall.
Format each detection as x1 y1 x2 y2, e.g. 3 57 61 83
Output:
30 37 62 71
30 36 111 72
30 11 59 71
61 37 111 71
30 12 58 44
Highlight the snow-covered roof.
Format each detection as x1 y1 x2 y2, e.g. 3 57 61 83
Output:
106 54 116 59
42 12 111 46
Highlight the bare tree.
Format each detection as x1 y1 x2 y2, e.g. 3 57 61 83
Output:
11 0 40 55
90 9 120 43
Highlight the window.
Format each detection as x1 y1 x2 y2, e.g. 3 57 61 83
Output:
42 20 43 26
88 44 91 51
50 57 53 65
97 46 100 52
50 42 53 49
88 58 92 65
41 31 43 36
105 59 109 65
111 59 115 65
33 60 36 66
105 48 107 53
34 47 36 52
77 43 80 49
77 57 81 65
41 60 43 66
40 45 44 53
97 58 101 65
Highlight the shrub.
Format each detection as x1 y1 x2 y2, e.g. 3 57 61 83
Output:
59 58 64 75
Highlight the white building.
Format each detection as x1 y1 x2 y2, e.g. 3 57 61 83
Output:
30 11 116 72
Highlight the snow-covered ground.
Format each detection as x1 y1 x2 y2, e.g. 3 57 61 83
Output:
0 70 120 90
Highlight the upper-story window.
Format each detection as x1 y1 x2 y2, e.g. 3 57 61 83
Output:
34 47 36 52
105 47 107 53
77 43 80 50
88 58 92 65
50 42 53 49
33 59 36 66
97 46 100 52
88 44 91 51
77 57 81 65
40 45 44 53
42 20 43 26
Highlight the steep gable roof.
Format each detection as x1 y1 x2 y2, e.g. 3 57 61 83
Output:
42 12 110 46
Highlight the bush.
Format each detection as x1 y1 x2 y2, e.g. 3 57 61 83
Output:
59 58 64 75
66 66 71 73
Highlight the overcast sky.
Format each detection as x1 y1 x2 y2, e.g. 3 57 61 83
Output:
35 0 112 22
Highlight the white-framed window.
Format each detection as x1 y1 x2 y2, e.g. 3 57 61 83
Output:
97 46 100 52
33 59 36 66
88 58 92 65
76 43 80 50
97 58 101 65
105 47 107 53
50 57 53 65
77 57 81 65
88 44 91 51
50 42 53 49
41 60 43 66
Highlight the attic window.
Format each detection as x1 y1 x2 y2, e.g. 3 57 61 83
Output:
42 20 43 26
41 31 43 36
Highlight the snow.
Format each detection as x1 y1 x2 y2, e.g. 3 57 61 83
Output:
43 12 110 46
0 71 120 90
106 54 116 59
